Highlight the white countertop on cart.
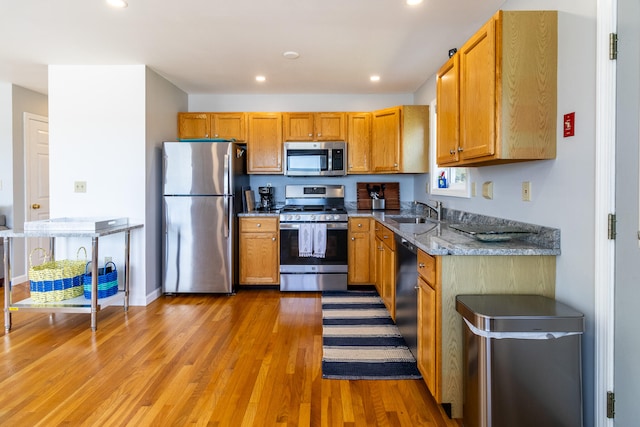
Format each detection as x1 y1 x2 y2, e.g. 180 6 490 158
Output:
0 218 143 238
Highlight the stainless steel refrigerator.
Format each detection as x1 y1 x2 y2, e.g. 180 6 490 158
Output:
162 141 248 294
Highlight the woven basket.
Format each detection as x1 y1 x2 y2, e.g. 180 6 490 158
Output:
83 261 118 299
29 247 87 303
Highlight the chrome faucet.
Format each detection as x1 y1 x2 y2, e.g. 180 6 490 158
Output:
415 200 443 221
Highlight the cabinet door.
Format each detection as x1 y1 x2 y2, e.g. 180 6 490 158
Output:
347 112 371 173
212 113 246 141
178 113 210 139
372 107 400 172
375 236 384 298
239 232 279 284
382 243 396 320
283 113 315 141
315 112 346 141
459 16 496 161
247 113 283 173
436 56 460 166
348 218 372 284
417 276 437 396
239 218 279 285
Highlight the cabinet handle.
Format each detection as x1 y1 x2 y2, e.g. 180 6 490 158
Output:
214 134 219 137
317 133 322 137
394 163 398 167
272 237 276 241
458 147 464 152
383 235 389 239
358 223 362 228
256 223 261 227
449 149 455 155
308 133 313 137
414 285 420 290
351 237 355 241
205 134 209 138
418 263 425 268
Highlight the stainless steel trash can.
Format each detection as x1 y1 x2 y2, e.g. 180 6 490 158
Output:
456 294 584 427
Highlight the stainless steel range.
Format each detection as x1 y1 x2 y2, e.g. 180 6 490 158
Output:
279 184 348 292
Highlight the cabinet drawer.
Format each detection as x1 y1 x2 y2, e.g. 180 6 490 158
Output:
375 222 395 249
240 217 278 233
349 218 370 232
418 249 436 286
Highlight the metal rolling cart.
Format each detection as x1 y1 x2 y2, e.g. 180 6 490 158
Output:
1 218 142 332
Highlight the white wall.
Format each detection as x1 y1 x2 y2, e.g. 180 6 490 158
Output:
415 2 598 424
145 68 188 298
0 83 12 222
48 65 168 305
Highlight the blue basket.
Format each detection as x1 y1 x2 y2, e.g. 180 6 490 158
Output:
83 261 118 299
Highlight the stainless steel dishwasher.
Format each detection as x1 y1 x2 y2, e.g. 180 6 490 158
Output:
395 234 418 359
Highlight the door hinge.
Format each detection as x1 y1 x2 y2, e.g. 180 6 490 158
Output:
607 391 615 419
610 33 618 60
608 214 617 240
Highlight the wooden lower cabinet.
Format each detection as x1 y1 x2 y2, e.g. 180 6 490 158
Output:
348 218 375 285
239 217 279 285
374 222 396 320
417 250 439 399
416 250 556 418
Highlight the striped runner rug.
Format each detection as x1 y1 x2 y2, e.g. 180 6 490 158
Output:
321 290 422 380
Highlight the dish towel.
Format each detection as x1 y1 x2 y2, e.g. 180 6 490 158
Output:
298 223 314 257
313 223 327 258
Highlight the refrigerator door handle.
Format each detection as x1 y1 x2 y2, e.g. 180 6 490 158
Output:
224 196 230 238
223 154 229 195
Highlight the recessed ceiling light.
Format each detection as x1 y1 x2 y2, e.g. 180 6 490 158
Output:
406 0 423 5
283 51 300 60
106 0 128 8
256 76 266 82
370 75 381 82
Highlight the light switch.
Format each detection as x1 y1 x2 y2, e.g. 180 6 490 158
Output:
482 181 493 199
522 181 532 201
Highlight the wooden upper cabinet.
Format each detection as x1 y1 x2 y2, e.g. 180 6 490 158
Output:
371 105 429 173
246 113 283 174
178 112 246 141
437 10 557 167
283 112 346 141
178 113 210 140
436 55 460 166
346 112 372 174
211 113 246 141
372 107 401 172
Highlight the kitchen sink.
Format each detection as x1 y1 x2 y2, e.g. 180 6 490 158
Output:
387 216 433 224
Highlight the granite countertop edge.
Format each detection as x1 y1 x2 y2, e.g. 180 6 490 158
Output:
238 204 561 257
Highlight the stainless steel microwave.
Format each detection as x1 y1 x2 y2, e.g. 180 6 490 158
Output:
283 141 347 176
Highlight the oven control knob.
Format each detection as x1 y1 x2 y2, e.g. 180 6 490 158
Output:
295 215 301 221
333 215 340 220
310 215 316 221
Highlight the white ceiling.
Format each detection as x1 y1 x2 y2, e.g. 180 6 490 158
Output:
0 0 505 95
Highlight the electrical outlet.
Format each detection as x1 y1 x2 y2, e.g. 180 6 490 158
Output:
74 181 87 193
471 182 476 197
522 181 532 201
482 181 493 200
0 179 3 190
105 256 112 264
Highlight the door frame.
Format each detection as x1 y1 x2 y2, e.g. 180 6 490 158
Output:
23 112 50 276
595 0 616 426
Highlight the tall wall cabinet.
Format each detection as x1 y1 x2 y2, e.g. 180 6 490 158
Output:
437 10 558 167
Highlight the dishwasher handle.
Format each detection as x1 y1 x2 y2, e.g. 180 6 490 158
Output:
395 234 417 254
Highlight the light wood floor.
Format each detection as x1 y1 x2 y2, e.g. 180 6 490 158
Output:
0 283 461 426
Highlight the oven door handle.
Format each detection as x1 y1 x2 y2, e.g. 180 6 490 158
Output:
279 222 348 230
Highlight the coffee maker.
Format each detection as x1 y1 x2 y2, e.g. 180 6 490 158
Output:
258 186 275 211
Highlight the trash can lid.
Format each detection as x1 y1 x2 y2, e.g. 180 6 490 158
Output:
456 294 584 333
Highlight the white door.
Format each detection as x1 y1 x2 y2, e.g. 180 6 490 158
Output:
614 0 640 424
24 113 50 265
